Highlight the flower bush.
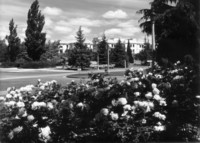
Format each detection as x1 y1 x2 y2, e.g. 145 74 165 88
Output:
0 61 199 143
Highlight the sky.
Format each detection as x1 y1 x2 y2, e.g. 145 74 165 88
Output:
0 0 152 43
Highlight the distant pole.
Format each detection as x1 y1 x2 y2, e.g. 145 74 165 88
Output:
152 17 156 68
107 44 109 72
97 53 99 70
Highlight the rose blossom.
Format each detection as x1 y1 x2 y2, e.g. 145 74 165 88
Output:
100 108 109 116
123 104 131 110
145 92 153 99
152 83 157 89
117 97 127 105
16 101 25 108
13 126 23 134
154 125 165 131
110 112 119 121
6 94 12 99
0 97 5 101
134 92 140 97
27 115 35 122
39 126 51 142
153 88 160 95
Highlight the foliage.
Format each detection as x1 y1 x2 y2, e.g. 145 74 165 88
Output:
68 27 91 70
24 0 46 61
110 39 126 67
127 40 133 63
137 0 200 63
0 60 199 143
40 40 61 64
0 39 8 62
5 19 21 62
135 42 152 65
97 34 108 64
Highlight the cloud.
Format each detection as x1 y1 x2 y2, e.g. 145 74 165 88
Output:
43 7 63 16
81 27 91 34
105 28 122 36
68 18 101 27
102 9 128 19
54 26 72 33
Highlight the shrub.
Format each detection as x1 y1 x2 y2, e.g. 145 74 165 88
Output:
0 61 199 143
19 61 57 69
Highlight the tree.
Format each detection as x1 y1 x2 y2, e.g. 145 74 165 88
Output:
135 42 152 65
97 34 108 64
25 0 46 61
5 19 21 62
110 39 126 67
127 40 133 63
137 0 200 63
68 26 91 70
40 40 60 61
0 39 8 62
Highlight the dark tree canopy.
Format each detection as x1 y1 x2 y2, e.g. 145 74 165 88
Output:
110 39 126 67
25 0 46 61
138 0 200 63
5 19 21 62
97 34 108 64
68 26 91 70
127 40 133 63
0 39 8 62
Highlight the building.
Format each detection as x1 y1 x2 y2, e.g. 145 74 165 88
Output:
59 37 145 54
107 38 144 54
59 40 93 53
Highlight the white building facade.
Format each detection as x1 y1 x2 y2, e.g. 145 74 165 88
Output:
59 38 144 54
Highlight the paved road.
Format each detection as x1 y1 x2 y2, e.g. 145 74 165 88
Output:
0 66 148 96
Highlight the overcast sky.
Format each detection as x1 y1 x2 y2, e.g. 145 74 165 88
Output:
0 0 152 43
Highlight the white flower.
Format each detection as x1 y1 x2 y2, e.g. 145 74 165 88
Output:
138 68 144 72
138 101 148 108
133 77 139 81
148 72 153 76
39 102 46 107
145 92 153 99
27 115 35 122
7 87 13 93
142 119 146 124
134 92 140 97
8 131 14 139
6 94 12 99
123 104 131 110
153 112 166 120
13 126 23 134
47 102 54 110
152 83 157 89
40 85 45 90
39 126 51 142
0 97 5 102
100 108 109 116
134 101 139 106
145 106 151 113
31 102 39 110
16 101 25 108
196 95 200 99
153 88 160 95
148 102 154 109
110 112 119 121
159 100 167 106
117 97 127 105
121 111 128 117
77 102 84 108
5 101 16 107
10 90 16 95
153 94 162 101
154 125 165 131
